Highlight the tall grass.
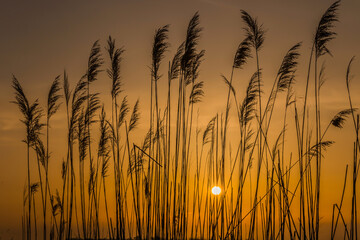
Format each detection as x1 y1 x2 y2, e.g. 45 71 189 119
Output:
12 1 360 239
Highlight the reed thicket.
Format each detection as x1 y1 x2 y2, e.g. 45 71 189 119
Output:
12 1 359 239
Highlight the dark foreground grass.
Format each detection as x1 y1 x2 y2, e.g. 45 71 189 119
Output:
12 1 359 239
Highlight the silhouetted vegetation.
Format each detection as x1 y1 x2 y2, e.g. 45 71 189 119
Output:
12 1 359 239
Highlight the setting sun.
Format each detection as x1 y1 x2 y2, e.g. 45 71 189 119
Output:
211 186 221 195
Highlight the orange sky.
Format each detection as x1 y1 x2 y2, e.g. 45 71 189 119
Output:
1 0 360 239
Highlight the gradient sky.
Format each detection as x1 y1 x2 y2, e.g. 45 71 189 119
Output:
1 0 360 238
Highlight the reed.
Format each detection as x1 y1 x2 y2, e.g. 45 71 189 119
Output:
11 1 360 239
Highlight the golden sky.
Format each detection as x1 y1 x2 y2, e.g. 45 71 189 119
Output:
1 0 360 239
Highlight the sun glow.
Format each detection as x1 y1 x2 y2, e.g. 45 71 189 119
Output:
211 186 221 195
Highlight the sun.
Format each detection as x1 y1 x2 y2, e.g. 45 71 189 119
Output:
211 186 221 195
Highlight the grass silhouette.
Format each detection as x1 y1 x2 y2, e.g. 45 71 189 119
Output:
11 1 359 239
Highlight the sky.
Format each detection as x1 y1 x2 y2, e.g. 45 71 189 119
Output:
0 0 360 239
